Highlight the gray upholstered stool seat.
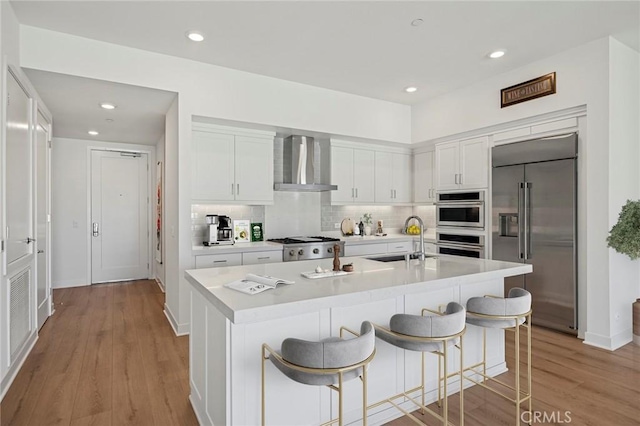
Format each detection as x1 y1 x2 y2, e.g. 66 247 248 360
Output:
262 321 376 426
464 287 532 426
372 302 466 425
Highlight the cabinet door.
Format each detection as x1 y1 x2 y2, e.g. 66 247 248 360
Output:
331 146 355 204
194 253 242 269
374 151 394 203
352 149 375 203
435 141 459 190
414 151 435 203
459 136 488 189
393 153 412 203
192 131 235 201
234 135 273 202
242 251 283 265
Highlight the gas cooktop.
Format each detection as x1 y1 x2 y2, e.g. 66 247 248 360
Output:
267 236 341 245
267 236 344 262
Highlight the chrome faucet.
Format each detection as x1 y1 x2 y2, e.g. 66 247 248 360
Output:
404 215 425 261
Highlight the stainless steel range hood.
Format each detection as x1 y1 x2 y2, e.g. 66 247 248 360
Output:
274 135 337 192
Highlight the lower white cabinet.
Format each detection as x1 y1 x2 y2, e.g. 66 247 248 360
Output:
424 242 437 253
387 241 413 253
195 253 242 269
242 251 283 265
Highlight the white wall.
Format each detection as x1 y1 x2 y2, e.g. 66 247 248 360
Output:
607 38 640 347
19 25 412 334
163 98 181 332
155 133 165 290
51 137 156 288
412 37 639 350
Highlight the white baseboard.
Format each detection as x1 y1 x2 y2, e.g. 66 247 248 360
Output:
52 279 90 289
584 328 632 351
164 303 189 336
0 332 38 402
190 394 213 425
155 277 165 293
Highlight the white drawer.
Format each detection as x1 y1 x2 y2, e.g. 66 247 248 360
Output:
345 243 388 257
195 253 242 269
242 251 283 265
387 241 413 253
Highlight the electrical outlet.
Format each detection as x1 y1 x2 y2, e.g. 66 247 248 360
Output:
334 223 340 229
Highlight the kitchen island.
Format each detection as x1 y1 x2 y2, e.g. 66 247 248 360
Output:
185 255 532 426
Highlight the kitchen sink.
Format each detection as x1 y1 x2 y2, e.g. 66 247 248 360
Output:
367 254 436 262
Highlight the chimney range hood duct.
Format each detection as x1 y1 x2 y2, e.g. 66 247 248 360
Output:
274 135 338 192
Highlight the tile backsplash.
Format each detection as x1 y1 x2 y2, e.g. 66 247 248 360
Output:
191 204 265 246
320 201 436 232
191 201 436 246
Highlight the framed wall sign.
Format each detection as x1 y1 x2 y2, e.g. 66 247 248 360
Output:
501 72 556 108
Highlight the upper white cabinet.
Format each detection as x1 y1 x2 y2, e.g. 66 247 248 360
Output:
414 150 435 203
435 136 488 190
191 124 275 204
375 151 412 204
331 145 375 204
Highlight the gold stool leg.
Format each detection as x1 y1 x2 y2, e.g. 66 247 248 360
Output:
460 336 464 426
261 347 266 426
338 372 343 426
362 366 368 426
527 315 532 425
422 352 428 414
515 321 521 426
443 343 449 426
483 328 487 384
437 352 442 408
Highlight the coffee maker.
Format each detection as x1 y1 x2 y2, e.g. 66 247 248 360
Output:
217 215 234 245
204 215 234 246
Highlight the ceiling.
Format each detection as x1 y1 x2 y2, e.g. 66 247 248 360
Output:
24 69 176 145
10 1 640 143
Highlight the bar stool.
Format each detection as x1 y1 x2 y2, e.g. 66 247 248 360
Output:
464 288 532 426
372 302 466 425
261 321 376 426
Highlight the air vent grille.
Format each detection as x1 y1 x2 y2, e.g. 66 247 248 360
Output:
10 268 31 361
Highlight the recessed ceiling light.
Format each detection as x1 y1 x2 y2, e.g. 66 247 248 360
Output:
404 86 418 93
489 50 506 59
411 18 424 27
186 31 204 42
105 118 114 123
88 130 99 136
100 102 116 110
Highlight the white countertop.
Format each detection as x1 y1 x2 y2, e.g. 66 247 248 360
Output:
185 255 532 324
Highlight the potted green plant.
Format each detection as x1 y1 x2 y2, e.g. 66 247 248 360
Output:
363 213 373 236
608 200 640 346
607 200 640 260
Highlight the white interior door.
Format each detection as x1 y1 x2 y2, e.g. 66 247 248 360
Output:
4 69 36 366
35 111 51 329
91 150 149 284
5 71 33 266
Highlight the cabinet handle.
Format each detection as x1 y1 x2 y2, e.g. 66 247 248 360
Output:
459 174 463 185
352 188 354 198
257 257 270 260
454 174 459 184
231 183 235 195
213 260 227 263
355 188 358 198
237 183 240 195
393 189 397 199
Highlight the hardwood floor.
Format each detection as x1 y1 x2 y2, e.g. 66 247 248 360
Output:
387 326 640 426
2 281 639 425
0 280 198 426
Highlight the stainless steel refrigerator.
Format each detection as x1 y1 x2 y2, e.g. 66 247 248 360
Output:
492 133 577 334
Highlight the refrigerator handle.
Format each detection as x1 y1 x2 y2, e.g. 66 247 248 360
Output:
525 182 532 259
518 183 525 259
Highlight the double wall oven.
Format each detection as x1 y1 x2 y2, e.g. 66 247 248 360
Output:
436 191 486 258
